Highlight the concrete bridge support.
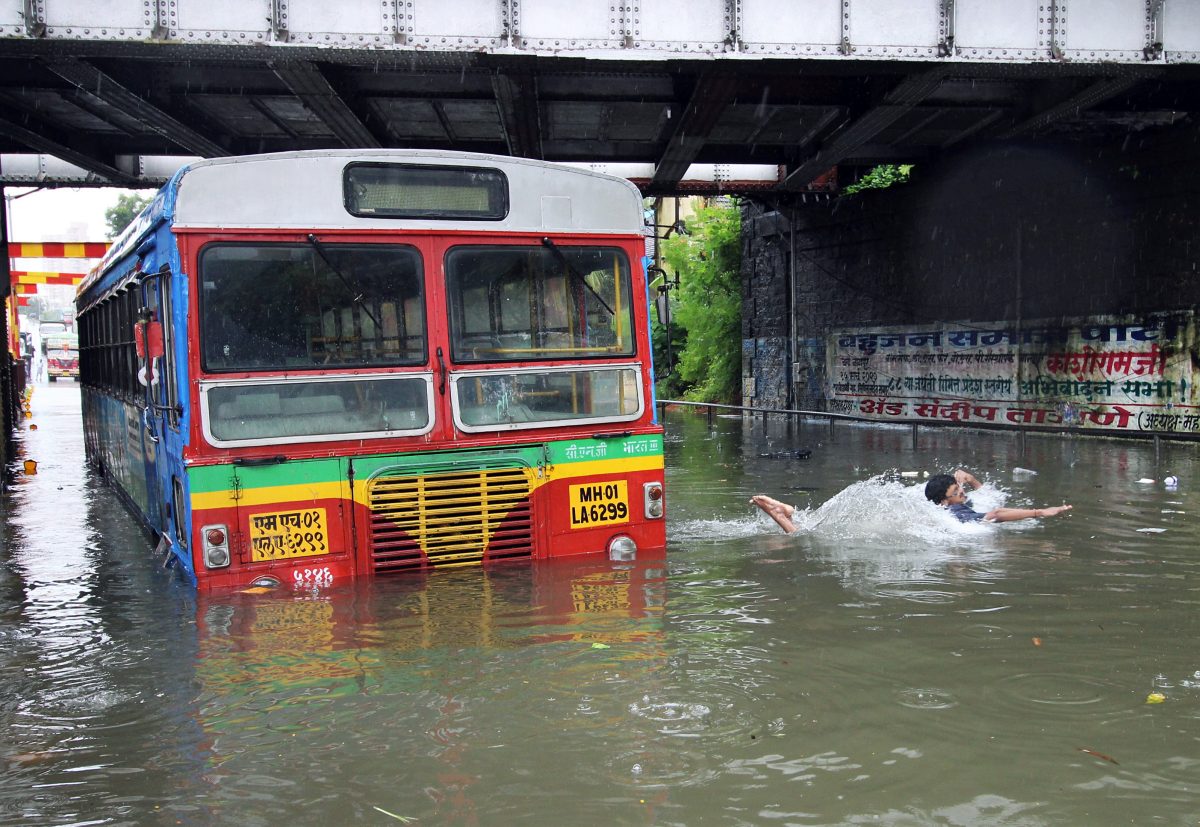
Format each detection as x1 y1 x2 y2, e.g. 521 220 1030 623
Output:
1 192 13 480
742 129 1200 423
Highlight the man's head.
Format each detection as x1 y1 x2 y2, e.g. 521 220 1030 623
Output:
925 473 962 505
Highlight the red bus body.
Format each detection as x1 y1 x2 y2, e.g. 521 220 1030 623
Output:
77 151 666 590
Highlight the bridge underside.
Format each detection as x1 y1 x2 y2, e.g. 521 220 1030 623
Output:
1 41 1198 192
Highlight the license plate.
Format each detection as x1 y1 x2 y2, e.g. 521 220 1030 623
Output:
568 481 629 529
248 507 330 561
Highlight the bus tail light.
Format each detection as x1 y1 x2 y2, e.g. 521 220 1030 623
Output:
202 524 231 569
608 534 637 562
643 482 665 519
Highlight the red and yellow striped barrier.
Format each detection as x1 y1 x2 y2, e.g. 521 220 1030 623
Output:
6 241 109 309
8 242 110 259
11 271 88 286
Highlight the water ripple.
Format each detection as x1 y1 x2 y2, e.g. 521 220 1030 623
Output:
896 688 959 710
988 672 1135 723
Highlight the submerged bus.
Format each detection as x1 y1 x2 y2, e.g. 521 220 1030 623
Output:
77 150 665 590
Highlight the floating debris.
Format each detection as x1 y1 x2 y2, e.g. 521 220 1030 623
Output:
757 449 812 460
1077 747 1119 765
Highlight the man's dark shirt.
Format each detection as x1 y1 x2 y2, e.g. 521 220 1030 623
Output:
947 502 985 523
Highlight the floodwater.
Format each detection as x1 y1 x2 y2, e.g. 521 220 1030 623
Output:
3 384 1199 826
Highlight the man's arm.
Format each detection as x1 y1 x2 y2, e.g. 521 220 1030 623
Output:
954 469 983 490
984 504 1072 523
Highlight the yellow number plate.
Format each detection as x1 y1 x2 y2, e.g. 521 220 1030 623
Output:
569 481 629 529
248 508 329 561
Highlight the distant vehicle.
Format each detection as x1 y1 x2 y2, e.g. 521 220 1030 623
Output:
44 333 79 381
76 149 666 591
38 321 68 337
18 331 33 380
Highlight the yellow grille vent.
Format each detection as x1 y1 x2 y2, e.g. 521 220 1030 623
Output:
367 467 533 572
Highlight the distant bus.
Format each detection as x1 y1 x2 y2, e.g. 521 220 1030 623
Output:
43 332 79 381
76 150 665 590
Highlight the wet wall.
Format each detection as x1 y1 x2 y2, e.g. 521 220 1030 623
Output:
742 132 1200 415
1 190 14 477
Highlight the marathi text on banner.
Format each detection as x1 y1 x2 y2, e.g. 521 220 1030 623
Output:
826 314 1196 435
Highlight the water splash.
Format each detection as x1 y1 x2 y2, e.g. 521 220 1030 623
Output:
780 475 1018 590
765 474 1027 544
673 474 1029 547
672 515 766 542
755 475 1001 541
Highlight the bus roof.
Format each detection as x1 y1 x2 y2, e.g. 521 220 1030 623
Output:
172 150 646 235
44 332 78 348
79 150 649 303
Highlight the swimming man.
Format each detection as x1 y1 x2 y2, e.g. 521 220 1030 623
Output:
925 469 1072 523
750 468 1071 533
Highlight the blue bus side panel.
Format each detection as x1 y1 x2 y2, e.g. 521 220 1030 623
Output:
82 389 151 522
155 211 195 581
641 255 659 425
78 170 196 583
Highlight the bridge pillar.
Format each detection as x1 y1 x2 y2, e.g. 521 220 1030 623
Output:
741 137 1200 432
1 190 13 480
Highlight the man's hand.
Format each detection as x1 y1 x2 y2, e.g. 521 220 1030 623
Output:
954 469 983 490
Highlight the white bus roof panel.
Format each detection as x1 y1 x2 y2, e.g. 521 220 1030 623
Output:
172 150 646 235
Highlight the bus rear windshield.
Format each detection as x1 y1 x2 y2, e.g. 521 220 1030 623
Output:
446 245 635 363
200 243 425 372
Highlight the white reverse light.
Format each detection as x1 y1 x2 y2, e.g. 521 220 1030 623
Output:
608 534 637 562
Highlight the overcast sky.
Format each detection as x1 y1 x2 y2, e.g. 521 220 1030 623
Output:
6 186 155 244
6 187 156 316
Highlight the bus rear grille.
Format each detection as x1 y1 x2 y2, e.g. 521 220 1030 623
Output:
367 467 533 572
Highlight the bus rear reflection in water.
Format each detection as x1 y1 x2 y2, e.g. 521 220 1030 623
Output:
76 150 666 590
195 559 666 692
189 559 666 818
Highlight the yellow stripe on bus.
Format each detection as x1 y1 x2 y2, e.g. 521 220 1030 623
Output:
190 455 663 511
556 455 664 478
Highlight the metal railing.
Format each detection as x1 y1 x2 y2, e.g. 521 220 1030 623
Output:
655 398 859 436
652 397 987 453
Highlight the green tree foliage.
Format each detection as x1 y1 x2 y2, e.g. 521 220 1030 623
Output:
659 200 742 403
650 316 689 398
104 192 154 239
841 163 913 195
